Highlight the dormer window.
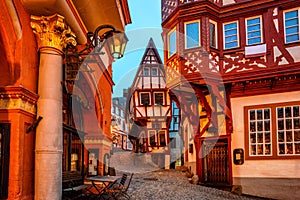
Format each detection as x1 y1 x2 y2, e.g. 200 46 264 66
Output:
143 67 150 76
151 67 158 76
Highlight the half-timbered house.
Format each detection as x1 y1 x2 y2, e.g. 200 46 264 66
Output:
128 38 172 168
161 0 300 198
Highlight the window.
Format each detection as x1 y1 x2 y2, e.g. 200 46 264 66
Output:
185 20 200 49
245 102 300 159
209 20 217 48
170 101 180 131
168 28 176 57
159 130 166 146
154 92 164 105
140 92 150 106
0 124 10 199
143 67 150 76
223 21 239 49
151 67 158 76
284 9 300 43
277 106 300 155
248 108 272 156
246 16 262 45
148 130 157 146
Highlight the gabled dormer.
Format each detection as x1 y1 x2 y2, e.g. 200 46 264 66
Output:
131 38 166 91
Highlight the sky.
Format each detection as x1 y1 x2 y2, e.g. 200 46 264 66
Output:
112 0 163 97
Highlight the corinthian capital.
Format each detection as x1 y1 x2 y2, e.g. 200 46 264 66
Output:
31 14 77 53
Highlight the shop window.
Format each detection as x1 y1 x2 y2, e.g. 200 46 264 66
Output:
284 9 300 43
223 21 239 49
140 92 150 106
154 92 164 105
63 129 83 173
246 16 263 45
245 102 300 159
185 20 200 49
209 20 217 48
168 28 176 57
0 124 10 199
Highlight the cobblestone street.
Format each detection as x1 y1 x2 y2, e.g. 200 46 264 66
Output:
126 170 264 200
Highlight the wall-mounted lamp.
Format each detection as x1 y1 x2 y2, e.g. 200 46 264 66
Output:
87 24 128 59
65 24 128 81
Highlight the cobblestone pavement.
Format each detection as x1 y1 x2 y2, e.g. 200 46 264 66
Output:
125 169 265 200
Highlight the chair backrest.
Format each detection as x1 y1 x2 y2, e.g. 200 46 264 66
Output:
124 173 134 192
119 174 128 186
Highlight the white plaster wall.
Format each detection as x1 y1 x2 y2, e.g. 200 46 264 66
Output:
231 91 300 178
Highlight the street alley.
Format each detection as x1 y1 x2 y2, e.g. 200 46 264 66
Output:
126 170 265 200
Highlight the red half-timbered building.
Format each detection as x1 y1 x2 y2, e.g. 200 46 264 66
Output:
128 38 172 168
161 0 300 198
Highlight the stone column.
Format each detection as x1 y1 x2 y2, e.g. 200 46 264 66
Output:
31 14 76 200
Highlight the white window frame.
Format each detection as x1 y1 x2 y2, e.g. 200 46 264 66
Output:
276 105 300 156
154 92 164 105
209 20 218 49
184 20 201 49
167 27 177 57
284 8 300 44
223 21 239 49
248 108 272 157
245 16 263 45
140 92 151 106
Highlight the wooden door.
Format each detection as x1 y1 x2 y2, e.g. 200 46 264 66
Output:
202 138 230 185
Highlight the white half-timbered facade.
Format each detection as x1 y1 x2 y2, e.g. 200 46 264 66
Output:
128 38 172 168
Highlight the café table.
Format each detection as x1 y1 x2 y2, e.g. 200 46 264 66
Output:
85 175 121 199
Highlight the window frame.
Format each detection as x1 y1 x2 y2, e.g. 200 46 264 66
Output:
154 92 164 106
245 16 263 45
167 27 177 57
139 92 151 106
284 8 300 44
158 130 167 146
151 67 158 76
148 130 157 146
143 67 150 76
184 19 201 49
244 101 300 160
223 21 239 49
209 20 218 49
